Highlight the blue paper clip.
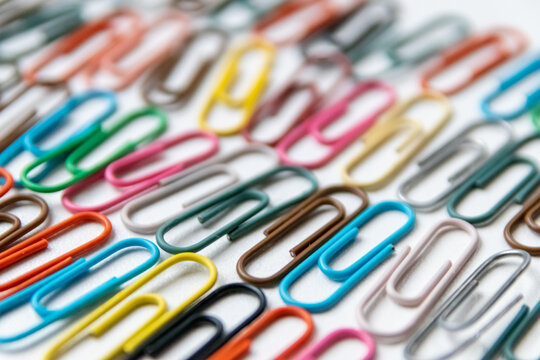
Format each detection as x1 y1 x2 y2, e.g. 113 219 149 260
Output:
279 201 415 313
481 54 540 121
0 238 159 343
447 133 540 226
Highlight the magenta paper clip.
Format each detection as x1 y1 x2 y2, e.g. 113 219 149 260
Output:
294 328 376 360
62 131 219 213
276 80 396 169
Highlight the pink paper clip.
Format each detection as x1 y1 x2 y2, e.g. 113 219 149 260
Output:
276 80 396 169
62 131 219 213
294 328 376 360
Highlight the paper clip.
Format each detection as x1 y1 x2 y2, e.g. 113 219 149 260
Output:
497 299 540 360
173 0 229 14
21 106 167 193
0 194 49 249
447 133 540 226
198 37 275 136
253 0 364 47
0 238 159 343
156 166 318 254
276 80 396 169
23 9 143 85
125 283 266 360
0 211 111 300
420 28 527 96
0 168 13 197
398 119 514 211
356 15 470 78
60 130 218 213
0 0 45 28
481 53 540 121
342 91 452 190
44 252 217 360
141 27 229 108
295 328 376 360
242 52 352 146
280 201 415 313
404 249 530 360
357 219 478 343
209 0 287 31
237 185 369 286
301 1 398 64
532 104 540 132
505 188 540 255
121 144 278 234
82 12 191 91
208 306 314 360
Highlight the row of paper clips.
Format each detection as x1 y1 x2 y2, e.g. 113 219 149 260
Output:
0 0 540 359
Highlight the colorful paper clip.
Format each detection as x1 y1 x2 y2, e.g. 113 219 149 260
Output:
447 133 540 226
242 52 352 146
532 104 540 131
82 12 191 91
481 53 540 120
398 119 513 211
209 306 314 360
210 0 287 31
505 188 540 255
357 219 478 343
44 252 217 360
280 201 415 313
295 328 376 360
237 185 369 286
0 0 45 27
23 9 142 85
420 28 527 96
121 144 278 234
0 194 49 249
60 130 218 213
404 249 530 360
173 0 229 14
0 168 14 197
21 106 167 193
355 15 470 78
198 37 275 136
342 91 452 190
125 283 266 360
276 80 396 169
301 1 398 64
0 238 159 343
156 166 318 254
141 27 229 108
0 211 111 300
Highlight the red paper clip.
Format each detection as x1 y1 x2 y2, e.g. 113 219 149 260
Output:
0 212 112 300
0 168 13 198
420 27 528 95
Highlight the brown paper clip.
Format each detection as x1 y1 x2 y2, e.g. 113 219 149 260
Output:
505 188 540 255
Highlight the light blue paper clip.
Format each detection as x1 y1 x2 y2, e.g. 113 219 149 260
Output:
279 201 415 313
0 238 159 343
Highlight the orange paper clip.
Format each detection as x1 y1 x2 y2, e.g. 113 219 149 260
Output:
0 168 13 197
420 27 527 95
0 212 112 300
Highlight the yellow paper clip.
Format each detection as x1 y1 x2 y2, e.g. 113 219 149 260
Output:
198 37 275 136
44 253 217 360
341 91 452 190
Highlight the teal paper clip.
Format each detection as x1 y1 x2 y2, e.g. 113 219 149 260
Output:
156 166 318 254
0 238 159 343
447 133 540 226
279 201 415 313
502 300 540 360
210 0 287 31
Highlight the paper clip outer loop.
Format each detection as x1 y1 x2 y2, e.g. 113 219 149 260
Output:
0 168 13 197
295 328 376 360
198 37 276 136
420 28 528 96
341 91 452 190
237 185 369 286
397 119 514 211
276 80 396 169
481 53 540 121
447 133 540 226
44 252 217 360
280 201 415 313
356 218 478 343
504 188 540 255
0 211 112 300
126 283 266 360
156 165 318 254
241 52 352 146
208 306 314 360
502 300 540 360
